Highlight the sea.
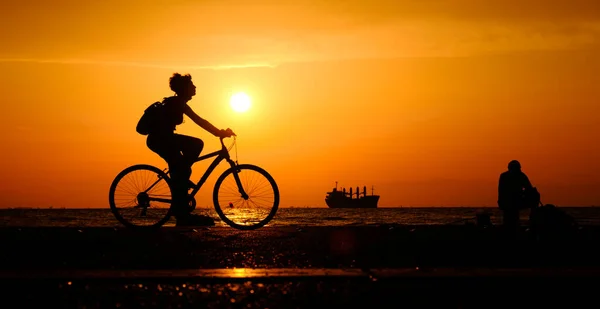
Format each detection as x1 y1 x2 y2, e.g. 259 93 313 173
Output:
1 207 600 228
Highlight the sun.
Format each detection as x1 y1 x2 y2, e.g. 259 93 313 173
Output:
230 92 251 113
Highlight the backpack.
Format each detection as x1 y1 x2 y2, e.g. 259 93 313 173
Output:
529 204 578 239
135 101 165 135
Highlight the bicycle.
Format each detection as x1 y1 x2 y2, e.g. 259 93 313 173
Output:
108 136 279 230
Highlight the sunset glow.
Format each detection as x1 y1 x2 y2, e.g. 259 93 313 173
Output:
1 1 600 209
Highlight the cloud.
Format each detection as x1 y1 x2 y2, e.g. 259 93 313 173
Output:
3 17 599 69
175 20 600 63
2 0 600 67
0 58 277 70
315 0 600 23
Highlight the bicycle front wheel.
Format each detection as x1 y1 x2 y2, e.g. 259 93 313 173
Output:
108 164 173 228
213 164 279 230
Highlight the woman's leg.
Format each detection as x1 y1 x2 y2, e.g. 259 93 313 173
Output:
147 135 190 217
147 134 214 226
173 134 204 166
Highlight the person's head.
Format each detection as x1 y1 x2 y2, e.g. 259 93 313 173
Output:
508 160 521 172
169 73 196 99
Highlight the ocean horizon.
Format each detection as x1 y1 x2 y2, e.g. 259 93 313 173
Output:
2 207 599 228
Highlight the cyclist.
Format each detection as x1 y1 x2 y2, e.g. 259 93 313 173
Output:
145 73 235 226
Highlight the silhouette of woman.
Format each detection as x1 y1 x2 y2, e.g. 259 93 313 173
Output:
146 73 234 226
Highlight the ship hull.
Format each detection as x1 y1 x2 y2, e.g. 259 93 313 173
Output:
325 195 379 208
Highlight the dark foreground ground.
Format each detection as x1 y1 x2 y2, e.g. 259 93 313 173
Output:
2 225 600 308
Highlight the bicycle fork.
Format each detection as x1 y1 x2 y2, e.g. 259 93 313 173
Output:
228 159 249 200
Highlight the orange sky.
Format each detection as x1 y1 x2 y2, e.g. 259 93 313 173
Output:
1 0 600 208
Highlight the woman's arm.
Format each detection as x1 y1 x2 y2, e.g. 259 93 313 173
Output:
183 104 222 137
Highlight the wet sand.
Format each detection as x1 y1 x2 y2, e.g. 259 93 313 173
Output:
2 225 599 269
1 225 599 308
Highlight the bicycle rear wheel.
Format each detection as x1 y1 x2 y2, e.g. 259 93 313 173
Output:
213 164 279 230
109 164 173 228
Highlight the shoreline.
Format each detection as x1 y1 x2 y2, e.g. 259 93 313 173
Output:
2 225 598 307
3 207 600 228
3 225 599 270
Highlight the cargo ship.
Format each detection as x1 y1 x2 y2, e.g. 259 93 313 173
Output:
325 182 380 208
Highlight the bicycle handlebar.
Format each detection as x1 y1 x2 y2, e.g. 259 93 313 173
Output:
219 134 236 150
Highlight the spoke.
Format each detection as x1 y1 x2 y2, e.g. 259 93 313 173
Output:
216 167 277 228
112 167 174 227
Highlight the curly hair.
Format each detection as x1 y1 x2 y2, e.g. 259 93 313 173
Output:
169 73 192 95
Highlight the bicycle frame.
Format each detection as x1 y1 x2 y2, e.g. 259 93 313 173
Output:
145 137 249 204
